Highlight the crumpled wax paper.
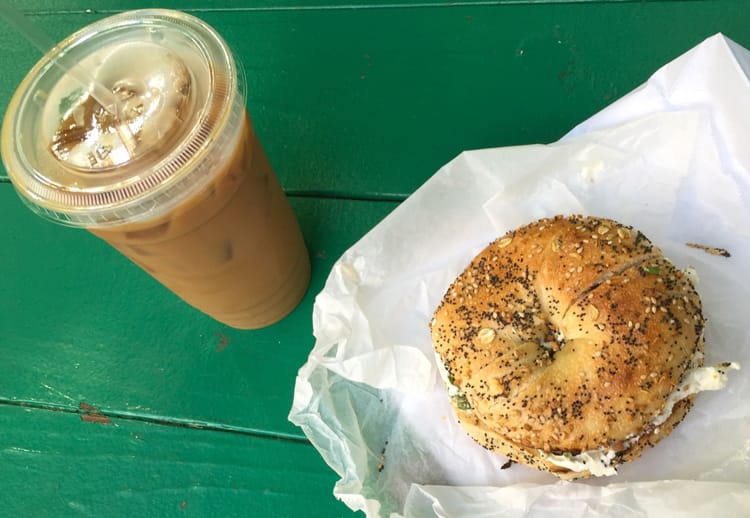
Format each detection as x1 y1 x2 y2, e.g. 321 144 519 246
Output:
289 34 750 517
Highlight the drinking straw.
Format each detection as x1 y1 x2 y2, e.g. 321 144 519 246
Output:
0 1 120 117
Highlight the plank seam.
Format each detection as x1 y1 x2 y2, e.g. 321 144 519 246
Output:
0 399 311 444
287 190 406 202
20 1 698 16
0 181 407 202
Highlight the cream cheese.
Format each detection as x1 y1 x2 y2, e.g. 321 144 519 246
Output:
436 345 740 477
435 352 460 397
541 361 740 476
542 449 617 477
652 361 740 426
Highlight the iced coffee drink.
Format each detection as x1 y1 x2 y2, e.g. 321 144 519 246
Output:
1 10 310 329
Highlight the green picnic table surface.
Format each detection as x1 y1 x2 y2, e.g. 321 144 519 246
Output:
1 1 749 516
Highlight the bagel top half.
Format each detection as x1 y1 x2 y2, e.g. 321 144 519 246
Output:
430 215 705 477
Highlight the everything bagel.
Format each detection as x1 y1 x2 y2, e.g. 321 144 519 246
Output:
430 215 708 479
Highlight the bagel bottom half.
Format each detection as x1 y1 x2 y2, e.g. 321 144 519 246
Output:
430 215 708 479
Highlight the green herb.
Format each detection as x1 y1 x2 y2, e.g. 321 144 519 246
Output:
643 266 661 275
452 394 472 410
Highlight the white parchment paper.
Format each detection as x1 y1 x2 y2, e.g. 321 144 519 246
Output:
289 34 750 517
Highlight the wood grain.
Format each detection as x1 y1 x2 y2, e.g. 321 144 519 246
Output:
3 2 750 196
0 184 397 439
0 1 747 515
0 403 358 516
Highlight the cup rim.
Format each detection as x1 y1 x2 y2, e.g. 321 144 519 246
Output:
1 9 245 228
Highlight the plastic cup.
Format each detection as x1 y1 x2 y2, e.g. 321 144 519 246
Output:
1 9 311 329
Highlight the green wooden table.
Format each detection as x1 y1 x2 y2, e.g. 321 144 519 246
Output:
1 1 748 516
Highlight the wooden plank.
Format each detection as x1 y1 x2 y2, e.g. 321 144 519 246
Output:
0 184 398 439
10 0 642 12
2 2 750 195
0 403 358 517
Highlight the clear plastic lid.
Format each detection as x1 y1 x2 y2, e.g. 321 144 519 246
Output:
1 9 244 227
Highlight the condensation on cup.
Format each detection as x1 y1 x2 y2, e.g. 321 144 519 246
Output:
1 9 311 329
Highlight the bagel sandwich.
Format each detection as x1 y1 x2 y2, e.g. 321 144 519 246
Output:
430 215 739 479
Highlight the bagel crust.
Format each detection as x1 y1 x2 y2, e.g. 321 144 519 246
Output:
430 215 705 479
